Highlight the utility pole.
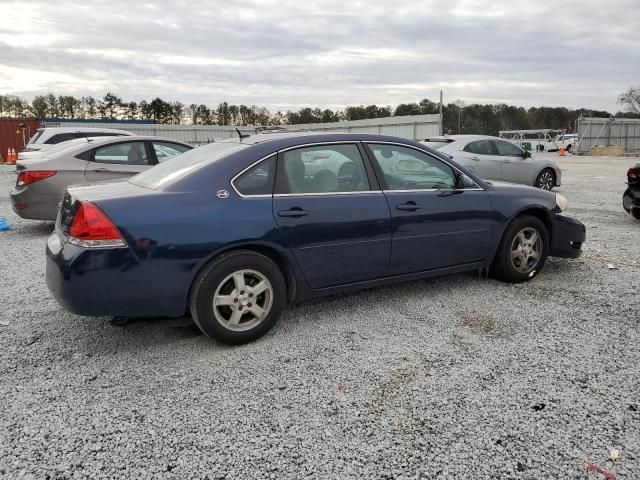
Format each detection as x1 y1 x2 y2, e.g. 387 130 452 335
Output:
439 90 444 135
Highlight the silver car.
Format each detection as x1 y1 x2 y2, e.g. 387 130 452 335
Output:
11 136 192 221
421 135 562 190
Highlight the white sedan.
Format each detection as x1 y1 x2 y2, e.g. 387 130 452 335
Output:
422 135 562 190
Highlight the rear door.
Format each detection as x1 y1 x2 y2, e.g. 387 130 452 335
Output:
366 142 493 275
492 140 536 185
272 142 391 289
84 141 152 182
460 140 502 181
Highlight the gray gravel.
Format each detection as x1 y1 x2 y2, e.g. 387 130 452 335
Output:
0 155 639 479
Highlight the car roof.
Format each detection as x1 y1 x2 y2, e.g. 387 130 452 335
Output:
43 135 192 157
37 127 133 134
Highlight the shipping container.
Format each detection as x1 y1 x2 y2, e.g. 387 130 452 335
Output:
0 118 43 163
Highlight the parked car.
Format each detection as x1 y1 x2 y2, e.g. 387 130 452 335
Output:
20 127 133 156
622 163 640 220
46 133 585 345
17 136 115 161
421 135 562 190
11 136 192 221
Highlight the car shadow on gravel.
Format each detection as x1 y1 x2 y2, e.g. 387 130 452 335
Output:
12 221 54 238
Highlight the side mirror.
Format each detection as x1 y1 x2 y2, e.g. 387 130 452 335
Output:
523 150 532 158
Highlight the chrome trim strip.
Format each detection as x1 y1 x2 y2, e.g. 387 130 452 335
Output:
382 188 485 193
274 191 382 197
277 141 360 153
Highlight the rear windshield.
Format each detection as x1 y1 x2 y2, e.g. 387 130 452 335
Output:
129 142 247 190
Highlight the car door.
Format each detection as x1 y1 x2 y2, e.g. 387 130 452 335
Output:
84 141 152 182
272 142 391 289
460 140 502 181
492 139 536 185
365 143 493 275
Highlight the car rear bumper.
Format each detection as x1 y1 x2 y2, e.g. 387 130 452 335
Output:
45 231 188 318
10 187 60 221
549 214 585 259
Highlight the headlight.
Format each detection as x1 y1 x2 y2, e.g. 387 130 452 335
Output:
555 193 568 212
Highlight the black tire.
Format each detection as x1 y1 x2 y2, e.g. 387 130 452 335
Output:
632 209 640 220
566 144 572 153
189 250 286 345
623 190 632 213
491 215 548 283
535 168 556 190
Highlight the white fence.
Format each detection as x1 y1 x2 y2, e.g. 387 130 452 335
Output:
575 117 640 155
45 114 441 146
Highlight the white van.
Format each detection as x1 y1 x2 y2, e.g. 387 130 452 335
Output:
22 127 133 153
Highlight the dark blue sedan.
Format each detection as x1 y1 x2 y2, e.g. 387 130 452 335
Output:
46 133 586 344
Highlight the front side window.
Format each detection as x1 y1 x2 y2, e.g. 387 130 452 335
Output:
277 144 370 194
45 133 77 144
463 140 495 155
493 140 525 157
233 155 276 196
152 142 192 163
368 144 457 190
93 142 149 165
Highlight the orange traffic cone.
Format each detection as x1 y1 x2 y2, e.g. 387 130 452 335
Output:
4 148 11 165
7 147 17 165
559 146 566 157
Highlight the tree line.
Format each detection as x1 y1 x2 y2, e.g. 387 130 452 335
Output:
0 90 638 136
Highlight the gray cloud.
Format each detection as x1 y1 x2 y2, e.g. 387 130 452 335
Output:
0 0 638 111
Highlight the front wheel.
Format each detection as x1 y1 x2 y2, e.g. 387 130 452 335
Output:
535 168 556 190
189 250 287 344
491 215 548 283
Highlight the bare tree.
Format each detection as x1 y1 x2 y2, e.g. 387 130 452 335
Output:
619 86 640 115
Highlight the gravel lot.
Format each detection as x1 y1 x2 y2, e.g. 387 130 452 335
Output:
0 155 638 480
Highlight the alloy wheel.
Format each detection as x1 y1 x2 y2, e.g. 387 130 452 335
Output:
510 227 542 274
537 171 554 190
212 269 273 332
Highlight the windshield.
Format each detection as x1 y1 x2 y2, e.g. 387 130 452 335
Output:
129 142 247 189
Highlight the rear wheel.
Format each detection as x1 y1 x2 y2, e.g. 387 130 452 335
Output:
491 215 548 283
190 250 286 344
535 168 556 190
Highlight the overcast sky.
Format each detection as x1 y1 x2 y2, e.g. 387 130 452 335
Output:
0 0 638 112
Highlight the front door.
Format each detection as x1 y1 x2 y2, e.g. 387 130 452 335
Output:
492 139 537 185
84 141 152 183
366 143 493 275
460 139 502 181
273 143 391 289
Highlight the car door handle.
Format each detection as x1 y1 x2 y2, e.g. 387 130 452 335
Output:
92 168 110 172
396 202 420 211
470 157 481 161
503 159 511 163
278 208 308 218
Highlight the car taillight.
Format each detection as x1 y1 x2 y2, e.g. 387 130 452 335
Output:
627 167 640 184
17 170 56 186
68 202 126 248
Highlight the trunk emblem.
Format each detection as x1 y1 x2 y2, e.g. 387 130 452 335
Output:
216 190 229 199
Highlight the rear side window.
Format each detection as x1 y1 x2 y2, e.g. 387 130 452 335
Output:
493 140 524 156
152 142 192 163
233 155 276 196
93 142 149 165
28 130 44 145
276 144 370 194
463 140 495 155
45 133 77 144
